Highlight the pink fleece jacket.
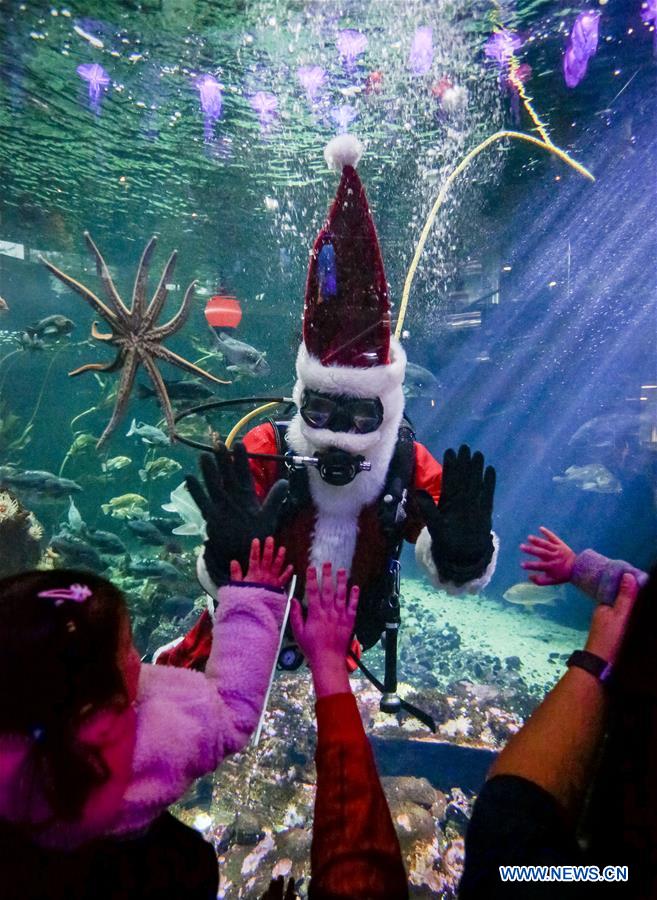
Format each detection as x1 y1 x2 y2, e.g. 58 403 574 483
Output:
0 581 285 848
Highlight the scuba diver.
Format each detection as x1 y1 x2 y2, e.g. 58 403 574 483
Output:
156 135 498 723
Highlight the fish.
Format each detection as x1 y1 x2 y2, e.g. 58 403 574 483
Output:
101 455 132 473
26 314 75 339
568 413 650 451
127 558 184 580
85 528 126 555
67 496 85 534
101 493 149 519
161 594 197 618
138 457 183 482
213 332 270 377
50 533 106 571
403 362 441 398
0 297 8 311
552 464 622 495
503 582 564 608
126 520 167 545
137 379 214 403
0 468 82 498
162 482 207 538
126 419 170 446
20 332 45 351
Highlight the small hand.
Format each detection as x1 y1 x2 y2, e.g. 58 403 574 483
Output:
585 572 639 665
290 563 360 670
520 526 576 585
230 537 293 589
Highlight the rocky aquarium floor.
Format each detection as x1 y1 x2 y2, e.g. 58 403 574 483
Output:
174 581 587 898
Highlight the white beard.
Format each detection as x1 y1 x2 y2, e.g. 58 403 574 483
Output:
286 339 407 580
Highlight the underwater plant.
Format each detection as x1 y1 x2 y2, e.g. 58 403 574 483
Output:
0 489 44 579
40 234 229 448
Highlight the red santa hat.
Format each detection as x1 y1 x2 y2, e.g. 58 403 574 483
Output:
295 134 406 402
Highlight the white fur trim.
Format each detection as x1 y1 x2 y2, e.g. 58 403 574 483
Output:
151 635 184 664
415 528 500 596
324 134 363 171
286 338 406 531
295 337 406 399
196 552 217 609
307 514 360 585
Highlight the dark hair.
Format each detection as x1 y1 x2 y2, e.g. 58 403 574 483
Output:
0 568 130 824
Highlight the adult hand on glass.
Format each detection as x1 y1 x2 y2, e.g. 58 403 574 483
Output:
584 572 639 666
520 526 576 585
186 441 289 587
230 536 293 590
416 445 496 586
290 563 360 672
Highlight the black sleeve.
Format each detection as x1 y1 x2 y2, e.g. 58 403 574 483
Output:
459 775 583 899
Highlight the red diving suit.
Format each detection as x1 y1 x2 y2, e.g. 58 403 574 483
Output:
156 420 442 670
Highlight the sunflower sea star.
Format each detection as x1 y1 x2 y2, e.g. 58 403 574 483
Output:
40 233 229 448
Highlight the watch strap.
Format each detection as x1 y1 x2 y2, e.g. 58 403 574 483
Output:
566 649 613 686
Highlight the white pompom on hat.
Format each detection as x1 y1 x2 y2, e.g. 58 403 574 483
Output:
323 133 364 171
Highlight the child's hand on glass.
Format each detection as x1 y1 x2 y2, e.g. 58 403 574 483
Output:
290 563 359 674
230 536 293 589
520 526 576 585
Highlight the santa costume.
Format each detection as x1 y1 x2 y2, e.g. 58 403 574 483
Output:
156 135 498 673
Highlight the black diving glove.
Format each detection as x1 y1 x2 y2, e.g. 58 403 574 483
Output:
416 444 496 587
186 441 289 588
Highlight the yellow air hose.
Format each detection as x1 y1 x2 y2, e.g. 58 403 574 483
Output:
394 130 594 340
225 401 289 448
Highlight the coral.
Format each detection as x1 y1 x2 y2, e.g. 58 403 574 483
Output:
0 490 44 578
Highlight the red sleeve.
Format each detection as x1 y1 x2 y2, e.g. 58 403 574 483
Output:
155 609 213 670
242 422 281 501
404 442 442 543
310 693 408 899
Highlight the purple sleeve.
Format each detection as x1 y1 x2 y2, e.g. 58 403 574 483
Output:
571 549 648 605
204 581 286 757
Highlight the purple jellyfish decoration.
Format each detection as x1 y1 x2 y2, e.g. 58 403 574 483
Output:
409 26 433 76
484 29 523 67
336 29 368 67
297 65 326 102
641 0 657 55
330 104 358 133
563 10 600 88
250 91 278 130
196 74 222 142
76 63 110 114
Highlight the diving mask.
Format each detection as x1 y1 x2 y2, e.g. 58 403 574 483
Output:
300 389 384 434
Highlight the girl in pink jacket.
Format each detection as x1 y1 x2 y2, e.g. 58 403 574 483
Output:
0 536 291 899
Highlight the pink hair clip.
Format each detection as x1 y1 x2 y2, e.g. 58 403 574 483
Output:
37 583 92 606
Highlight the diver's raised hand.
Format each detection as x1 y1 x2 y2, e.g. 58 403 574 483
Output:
230 537 293 590
520 526 576 586
186 441 289 589
417 444 496 586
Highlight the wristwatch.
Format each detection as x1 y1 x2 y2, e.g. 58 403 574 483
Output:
566 649 613 687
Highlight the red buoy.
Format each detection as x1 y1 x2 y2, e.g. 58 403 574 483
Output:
205 294 242 330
